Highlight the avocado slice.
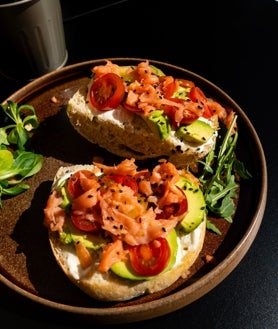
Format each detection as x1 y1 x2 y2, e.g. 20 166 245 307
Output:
110 228 178 281
176 177 206 233
172 85 191 100
149 64 165 77
146 110 171 140
118 64 165 84
176 120 214 145
59 220 106 250
59 186 71 209
119 65 138 83
136 110 171 141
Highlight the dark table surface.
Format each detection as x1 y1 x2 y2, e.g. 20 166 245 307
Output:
0 0 277 328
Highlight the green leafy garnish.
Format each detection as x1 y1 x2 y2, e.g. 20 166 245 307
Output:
0 101 43 207
197 115 252 234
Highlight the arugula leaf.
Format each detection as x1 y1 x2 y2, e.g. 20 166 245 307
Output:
197 115 252 234
206 219 222 235
234 159 252 179
0 101 43 207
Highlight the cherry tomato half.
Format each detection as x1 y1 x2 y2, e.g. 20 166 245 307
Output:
156 197 188 220
71 206 101 233
189 86 207 103
107 174 139 194
89 73 125 110
177 79 195 89
123 100 141 112
162 78 195 99
161 78 178 99
189 87 213 118
163 98 199 127
128 237 171 276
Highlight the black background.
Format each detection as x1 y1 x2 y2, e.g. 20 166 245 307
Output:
0 1 277 328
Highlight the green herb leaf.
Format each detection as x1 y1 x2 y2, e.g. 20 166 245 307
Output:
0 128 9 145
2 151 43 184
197 115 252 234
206 219 222 235
0 101 43 207
234 159 253 179
0 149 14 173
0 100 39 150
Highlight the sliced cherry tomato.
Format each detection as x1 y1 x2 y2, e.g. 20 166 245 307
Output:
89 73 125 110
161 78 178 99
71 207 101 232
67 170 95 199
202 106 213 118
163 98 199 127
161 77 195 99
128 237 171 276
123 100 141 112
189 87 213 118
180 111 199 125
177 79 195 89
106 174 138 194
189 86 207 103
156 197 188 219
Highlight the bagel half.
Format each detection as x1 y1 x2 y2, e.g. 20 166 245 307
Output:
48 221 206 301
44 161 206 302
66 61 221 168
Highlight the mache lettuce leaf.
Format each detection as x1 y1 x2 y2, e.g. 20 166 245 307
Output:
0 101 43 207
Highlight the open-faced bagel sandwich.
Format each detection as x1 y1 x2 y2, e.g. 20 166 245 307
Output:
66 60 235 168
43 158 207 301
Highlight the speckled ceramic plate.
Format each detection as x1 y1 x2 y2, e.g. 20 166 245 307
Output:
0 58 267 324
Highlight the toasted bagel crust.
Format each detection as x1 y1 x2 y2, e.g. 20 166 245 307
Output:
66 86 218 168
47 165 206 302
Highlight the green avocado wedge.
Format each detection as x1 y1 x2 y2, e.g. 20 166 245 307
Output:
118 64 165 84
110 228 178 281
118 65 138 83
149 64 165 77
146 110 171 140
59 220 106 250
176 120 215 146
176 176 206 233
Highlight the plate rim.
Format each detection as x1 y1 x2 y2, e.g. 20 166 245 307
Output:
0 57 268 323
